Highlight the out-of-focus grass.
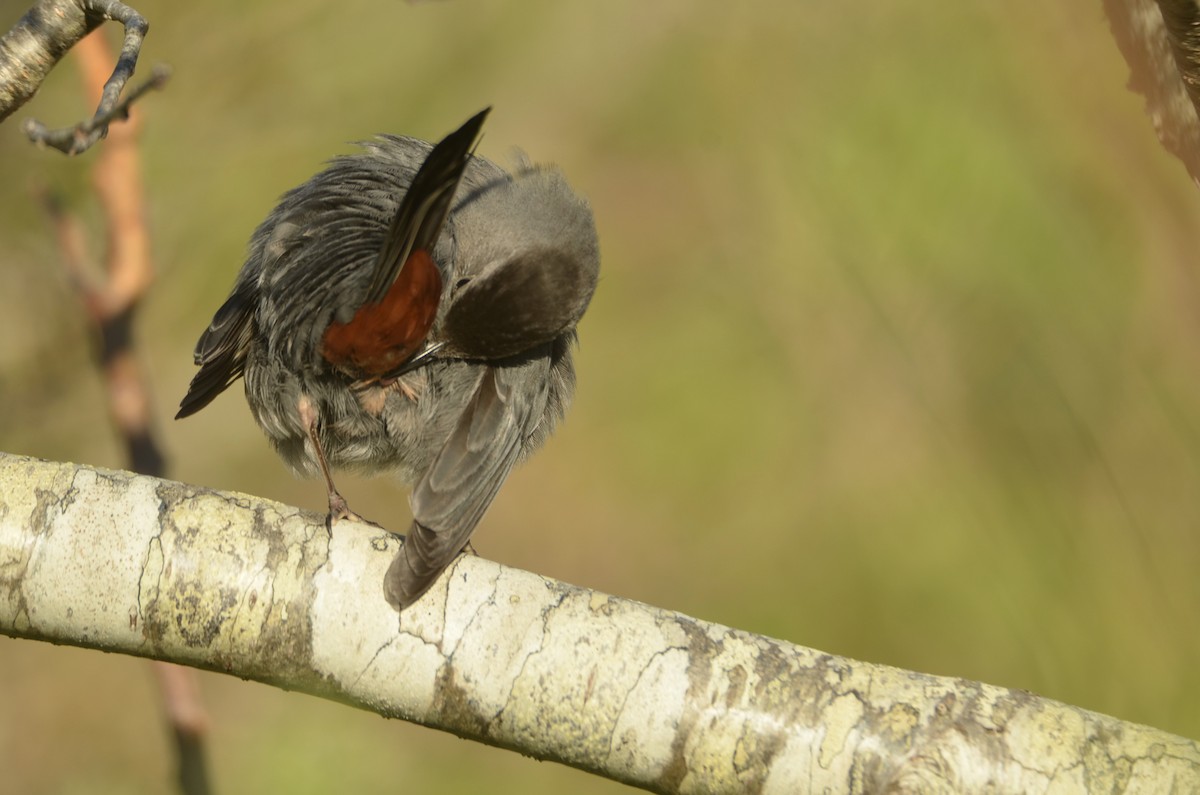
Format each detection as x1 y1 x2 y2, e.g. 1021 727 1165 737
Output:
2 0 1199 792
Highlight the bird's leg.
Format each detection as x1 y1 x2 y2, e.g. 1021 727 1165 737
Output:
305 416 354 531
298 395 380 533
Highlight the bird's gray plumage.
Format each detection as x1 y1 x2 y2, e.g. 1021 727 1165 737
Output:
178 116 599 610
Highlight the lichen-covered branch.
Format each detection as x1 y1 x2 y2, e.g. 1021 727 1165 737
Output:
0 0 166 153
0 451 1195 794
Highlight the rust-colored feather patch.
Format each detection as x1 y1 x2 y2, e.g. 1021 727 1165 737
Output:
321 249 442 379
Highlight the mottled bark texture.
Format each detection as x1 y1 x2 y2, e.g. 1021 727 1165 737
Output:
1105 0 1200 183
0 453 1196 793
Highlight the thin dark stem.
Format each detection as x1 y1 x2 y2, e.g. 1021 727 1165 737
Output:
23 61 169 154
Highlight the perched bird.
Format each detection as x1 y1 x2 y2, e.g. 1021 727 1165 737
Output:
176 109 600 609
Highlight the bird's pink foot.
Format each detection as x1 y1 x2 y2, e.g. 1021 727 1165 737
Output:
326 492 384 536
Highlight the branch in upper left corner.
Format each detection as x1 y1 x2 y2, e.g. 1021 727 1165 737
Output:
0 0 169 155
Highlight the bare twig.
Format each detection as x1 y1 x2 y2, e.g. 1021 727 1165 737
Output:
24 62 169 155
42 28 163 462
0 0 167 154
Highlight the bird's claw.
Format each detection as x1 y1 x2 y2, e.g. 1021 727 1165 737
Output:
326 492 385 536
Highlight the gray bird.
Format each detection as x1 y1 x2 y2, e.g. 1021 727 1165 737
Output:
176 109 600 610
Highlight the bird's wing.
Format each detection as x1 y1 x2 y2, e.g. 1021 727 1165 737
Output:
442 243 598 359
363 108 489 307
321 108 489 380
176 278 258 419
385 354 550 609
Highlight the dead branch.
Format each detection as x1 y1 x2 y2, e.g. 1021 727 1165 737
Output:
0 0 167 154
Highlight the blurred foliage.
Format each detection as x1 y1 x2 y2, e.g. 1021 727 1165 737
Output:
1 0 1199 792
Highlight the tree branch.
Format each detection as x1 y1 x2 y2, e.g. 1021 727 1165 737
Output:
37 28 209 795
0 452 1195 793
46 27 164 461
1104 0 1200 183
0 0 167 154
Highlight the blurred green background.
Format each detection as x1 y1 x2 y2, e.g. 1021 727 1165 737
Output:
2 0 1199 791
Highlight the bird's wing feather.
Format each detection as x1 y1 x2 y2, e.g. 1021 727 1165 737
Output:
385 354 550 609
361 108 488 307
443 245 598 359
176 278 258 419
319 108 490 379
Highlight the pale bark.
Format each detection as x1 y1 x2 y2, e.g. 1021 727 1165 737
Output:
0 452 1196 793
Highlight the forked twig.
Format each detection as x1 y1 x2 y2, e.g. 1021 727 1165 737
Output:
24 62 170 155
0 0 168 154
